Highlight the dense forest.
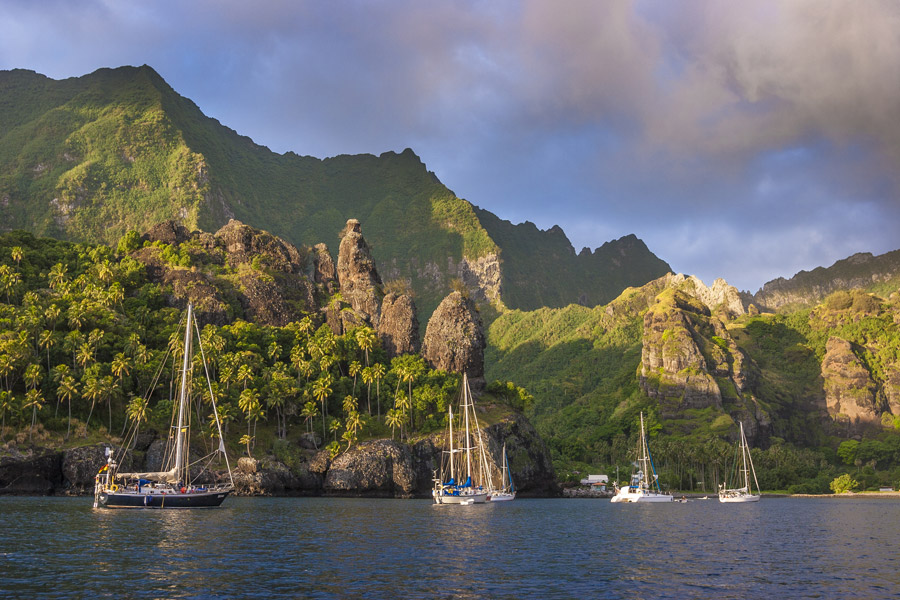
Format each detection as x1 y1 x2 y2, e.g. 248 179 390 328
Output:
0 229 530 469
1 226 899 495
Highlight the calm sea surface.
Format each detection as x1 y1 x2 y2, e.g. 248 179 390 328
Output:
1 496 899 599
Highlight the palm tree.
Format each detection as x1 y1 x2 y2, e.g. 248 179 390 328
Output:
312 375 333 439
372 363 386 418
125 395 150 438
238 388 261 438
10 246 23 270
76 343 94 374
300 401 319 435
23 389 44 442
56 374 79 440
342 394 358 415
329 417 342 441
47 263 68 291
44 304 61 332
0 354 13 394
355 327 377 367
361 366 374 415
39 330 55 373
348 360 361 395
393 392 410 440
385 409 402 441
82 376 103 433
239 434 254 457
0 391 13 438
236 364 254 390
110 353 131 432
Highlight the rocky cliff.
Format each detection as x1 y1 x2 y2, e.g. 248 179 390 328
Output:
1 412 558 498
752 250 900 312
638 281 768 443
337 219 384 325
136 218 319 326
232 410 557 498
422 291 486 387
821 337 881 428
378 292 420 358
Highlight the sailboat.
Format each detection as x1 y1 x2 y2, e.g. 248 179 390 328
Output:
489 443 516 502
432 373 495 504
610 412 672 503
718 422 760 503
93 303 235 509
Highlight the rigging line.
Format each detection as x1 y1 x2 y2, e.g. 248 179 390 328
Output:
194 313 234 488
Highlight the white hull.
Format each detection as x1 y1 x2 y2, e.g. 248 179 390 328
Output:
489 492 516 502
719 492 760 503
433 490 488 504
610 489 673 503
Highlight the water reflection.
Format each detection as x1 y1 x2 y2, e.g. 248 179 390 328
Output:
3 496 900 598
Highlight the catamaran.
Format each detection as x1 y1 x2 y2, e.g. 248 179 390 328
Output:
489 442 516 502
610 412 672 503
93 303 235 509
718 421 760 503
432 373 495 504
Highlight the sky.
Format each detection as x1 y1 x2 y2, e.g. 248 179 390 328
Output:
1 0 899 293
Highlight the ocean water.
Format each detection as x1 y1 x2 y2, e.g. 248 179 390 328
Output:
1 496 899 599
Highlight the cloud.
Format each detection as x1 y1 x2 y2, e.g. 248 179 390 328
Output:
0 0 897 291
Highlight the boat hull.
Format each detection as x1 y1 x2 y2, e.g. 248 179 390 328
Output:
432 491 488 504
97 488 232 509
610 490 673 503
489 492 515 502
718 493 760 503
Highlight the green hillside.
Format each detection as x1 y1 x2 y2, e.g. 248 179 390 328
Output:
0 65 669 322
487 279 900 493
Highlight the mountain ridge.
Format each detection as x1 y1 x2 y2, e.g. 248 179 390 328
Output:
0 65 670 322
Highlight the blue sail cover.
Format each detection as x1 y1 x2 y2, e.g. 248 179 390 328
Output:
443 477 456 487
462 476 471 488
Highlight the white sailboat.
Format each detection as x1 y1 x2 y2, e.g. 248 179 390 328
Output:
433 373 494 504
610 412 672 503
93 303 235 509
719 422 760 503
489 443 516 502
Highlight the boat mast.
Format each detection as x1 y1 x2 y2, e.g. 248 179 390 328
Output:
640 413 649 491
463 374 472 484
173 303 193 484
448 404 455 482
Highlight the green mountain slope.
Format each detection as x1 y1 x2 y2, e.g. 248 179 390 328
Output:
487 274 900 491
474 208 671 309
0 65 669 321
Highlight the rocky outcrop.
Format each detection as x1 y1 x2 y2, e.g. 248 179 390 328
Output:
337 219 383 324
378 293 420 357
456 253 502 304
666 274 745 317
312 243 337 294
323 439 419 497
214 219 306 272
482 413 559 497
323 299 369 336
232 456 319 496
132 219 319 327
638 288 769 442
884 367 900 416
0 450 63 495
640 290 723 412
821 337 880 427
142 219 191 245
422 291 486 386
